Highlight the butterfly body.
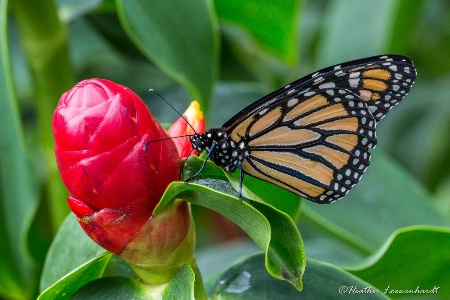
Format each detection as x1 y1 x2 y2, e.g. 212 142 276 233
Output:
190 128 247 172
189 55 416 203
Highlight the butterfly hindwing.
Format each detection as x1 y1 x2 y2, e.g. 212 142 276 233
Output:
239 88 376 203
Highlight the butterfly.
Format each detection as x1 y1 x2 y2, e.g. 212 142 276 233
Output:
188 55 416 203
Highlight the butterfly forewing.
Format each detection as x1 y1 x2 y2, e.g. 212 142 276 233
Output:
224 55 416 130
191 55 416 203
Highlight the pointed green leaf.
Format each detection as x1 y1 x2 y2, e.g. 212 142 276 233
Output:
156 181 270 254
347 226 450 298
117 0 219 110
155 176 305 290
250 201 305 289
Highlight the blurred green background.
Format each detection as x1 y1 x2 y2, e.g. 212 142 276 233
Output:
1 0 450 299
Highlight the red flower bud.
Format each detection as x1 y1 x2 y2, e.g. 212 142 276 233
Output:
168 101 206 158
52 79 180 253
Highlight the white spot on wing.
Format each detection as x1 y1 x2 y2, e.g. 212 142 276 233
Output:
319 82 336 89
287 98 298 107
349 78 360 88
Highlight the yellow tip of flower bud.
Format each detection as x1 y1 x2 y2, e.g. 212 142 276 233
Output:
185 100 203 121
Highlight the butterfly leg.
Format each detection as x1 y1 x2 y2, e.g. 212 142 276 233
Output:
185 142 217 183
238 162 244 199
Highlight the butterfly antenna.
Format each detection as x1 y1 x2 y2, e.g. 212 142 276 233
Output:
143 134 192 151
149 89 197 134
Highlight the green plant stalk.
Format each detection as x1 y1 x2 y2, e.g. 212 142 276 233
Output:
129 259 207 300
121 199 207 299
190 259 208 300
1 1 39 298
301 205 374 256
12 0 74 234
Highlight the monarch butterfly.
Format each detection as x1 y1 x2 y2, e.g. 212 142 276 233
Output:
188 55 416 203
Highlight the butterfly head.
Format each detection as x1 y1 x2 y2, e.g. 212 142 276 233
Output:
189 133 208 152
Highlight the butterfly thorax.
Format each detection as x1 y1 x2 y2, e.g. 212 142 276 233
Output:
190 128 248 172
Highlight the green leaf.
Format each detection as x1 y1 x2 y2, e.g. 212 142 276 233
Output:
0 1 39 298
385 0 423 53
209 82 266 128
231 172 301 220
249 201 305 288
40 214 105 291
298 219 368 267
38 253 113 300
39 214 201 299
57 0 106 22
155 177 305 290
347 226 450 299
197 240 260 294
182 156 229 182
117 0 219 111
155 180 267 251
302 150 449 255
379 77 450 192
212 253 388 299
13 0 74 233
163 264 196 300
183 155 301 220
214 0 300 64
66 264 196 300
317 0 401 65
70 276 151 300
